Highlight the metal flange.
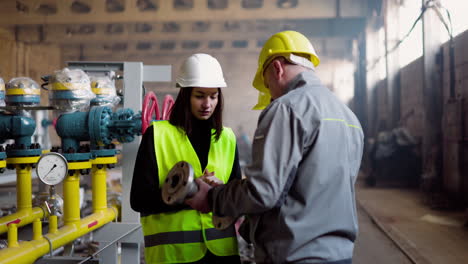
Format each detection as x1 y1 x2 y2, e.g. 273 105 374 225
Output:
162 161 236 230
162 161 198 205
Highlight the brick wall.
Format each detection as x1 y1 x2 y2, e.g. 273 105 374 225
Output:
0 27 62 147
399 57 424 143
367 29 468 202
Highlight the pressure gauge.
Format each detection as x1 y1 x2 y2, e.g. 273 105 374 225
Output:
36 152 68 185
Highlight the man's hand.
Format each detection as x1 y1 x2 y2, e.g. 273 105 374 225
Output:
185 178 212 213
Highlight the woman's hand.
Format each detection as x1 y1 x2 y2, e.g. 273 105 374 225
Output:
200 170 223 187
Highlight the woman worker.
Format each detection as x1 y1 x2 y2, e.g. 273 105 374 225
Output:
130 53 241 264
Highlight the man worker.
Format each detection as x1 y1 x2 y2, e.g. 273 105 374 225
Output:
187 30 364 264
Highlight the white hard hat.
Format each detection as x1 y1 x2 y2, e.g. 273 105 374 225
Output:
175 53 227 88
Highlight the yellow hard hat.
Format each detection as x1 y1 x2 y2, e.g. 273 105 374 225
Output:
252 31 320 110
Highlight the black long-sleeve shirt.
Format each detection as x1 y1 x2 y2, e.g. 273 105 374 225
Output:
130 120 242 215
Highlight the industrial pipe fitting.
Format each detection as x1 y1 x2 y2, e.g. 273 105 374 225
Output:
55 106 141 161
162 161 235 230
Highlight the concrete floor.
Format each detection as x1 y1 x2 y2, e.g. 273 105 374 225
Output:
356 178 468 264
353 204 412 264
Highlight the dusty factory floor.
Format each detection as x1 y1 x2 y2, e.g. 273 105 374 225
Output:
355 178 468 264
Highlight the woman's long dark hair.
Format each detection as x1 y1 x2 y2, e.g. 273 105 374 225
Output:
169 87 224 141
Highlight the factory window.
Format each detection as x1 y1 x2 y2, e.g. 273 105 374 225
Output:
242 0 263 9
160 41 176 50
208 40 224 49
257 39 266 47
104 43 128 51
182 41 200 49
136 42 152 50
71 0 91 14
66 24 96 35
192 21 210 32
36 3 57 15
223 21 240 31
440 0 468 40
137 0 158 11
135 23 153 33
106 0 125 13
232 40 248 48
163 22 181 32
366 27 387 83
174 0 193 10
398 0 422 67
277 0 298 9
106 24 124 34
16 1 29 13
208 0 228 9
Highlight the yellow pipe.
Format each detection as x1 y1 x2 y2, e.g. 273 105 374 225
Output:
16 165 32 211
0 159 118 264
48 215 58 235
32 218 43 241
7 224 19 248
91 165 108 213
63 171 81 226
0 163 47 234
0 208 117 264
0 207 45 234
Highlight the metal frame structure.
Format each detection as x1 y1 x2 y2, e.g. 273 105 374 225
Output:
66 61 171 263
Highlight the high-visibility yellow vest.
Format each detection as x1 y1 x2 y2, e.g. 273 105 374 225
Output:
141 121 238 264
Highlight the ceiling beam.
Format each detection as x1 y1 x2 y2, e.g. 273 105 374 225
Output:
14 18 366 44
0 0 368 25
61 37 353 61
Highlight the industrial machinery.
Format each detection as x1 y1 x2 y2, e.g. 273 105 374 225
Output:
88 70 121 107
0 61 172 263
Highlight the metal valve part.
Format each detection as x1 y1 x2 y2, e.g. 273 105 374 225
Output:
162 161 198 205
162 161 236 230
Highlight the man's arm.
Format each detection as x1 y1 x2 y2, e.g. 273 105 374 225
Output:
188 102 310 217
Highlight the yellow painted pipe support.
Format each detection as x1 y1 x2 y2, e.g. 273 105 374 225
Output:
7 223 19 248
32 218 43 241
63 171 81 226
0 208 117 264
91 165 108 213
16 164 32 211
49 215 58 235
0 161 47 234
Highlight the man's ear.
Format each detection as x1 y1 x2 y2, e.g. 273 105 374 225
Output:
272 60 284 79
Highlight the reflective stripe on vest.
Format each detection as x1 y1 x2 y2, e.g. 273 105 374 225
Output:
144 227 236 247
141 121 238 263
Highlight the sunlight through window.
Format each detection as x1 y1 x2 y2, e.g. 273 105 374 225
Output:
398 1 423 67
440 0 468 41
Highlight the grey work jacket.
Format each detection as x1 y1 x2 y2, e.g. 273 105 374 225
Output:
210 71 364 263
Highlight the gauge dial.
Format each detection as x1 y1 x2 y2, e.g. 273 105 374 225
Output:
36 152 68 185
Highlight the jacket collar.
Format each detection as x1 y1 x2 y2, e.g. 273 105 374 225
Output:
285 70 322 94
